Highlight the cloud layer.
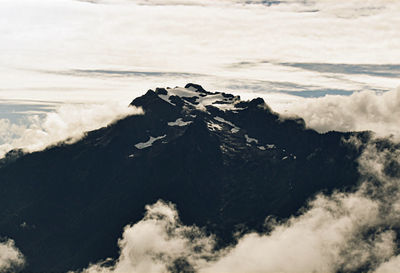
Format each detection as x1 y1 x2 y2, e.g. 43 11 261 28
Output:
1 0 399 105
0 103 143 158
269 87 400 138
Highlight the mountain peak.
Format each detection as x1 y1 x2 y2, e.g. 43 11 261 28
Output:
184 83 208 93
0 84 367 272
130 84 262 114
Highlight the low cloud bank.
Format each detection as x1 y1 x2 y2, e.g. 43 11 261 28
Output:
78 137 400 273
273 87 400 138
205 140 400 273
82 201 218 273
0 103 143 158
0 239 24 272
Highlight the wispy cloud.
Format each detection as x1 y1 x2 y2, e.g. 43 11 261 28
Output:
39 69 205 79
279 62 400 78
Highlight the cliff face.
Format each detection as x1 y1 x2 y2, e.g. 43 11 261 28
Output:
0 84 367 272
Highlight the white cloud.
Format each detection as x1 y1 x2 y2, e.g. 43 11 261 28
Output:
375 256 400 273
0 103 143 158
269 87 400 138
208 139 400 273
0 239 24 272
82 200 217 273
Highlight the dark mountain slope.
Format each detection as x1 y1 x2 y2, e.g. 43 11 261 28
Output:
0 84 369 272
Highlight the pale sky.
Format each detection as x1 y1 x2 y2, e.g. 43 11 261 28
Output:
1 0 400 154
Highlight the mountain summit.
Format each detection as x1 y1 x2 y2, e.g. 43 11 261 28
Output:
0 84 366 272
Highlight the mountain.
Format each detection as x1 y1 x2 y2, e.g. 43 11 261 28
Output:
0 84 369 272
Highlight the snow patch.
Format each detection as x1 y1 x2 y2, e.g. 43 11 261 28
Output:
157 87 240 112
169 87 200 98
158 94 176 106
186 86 198 92
220 145 229 153
207 122 223 131
214 116 240 133
245 134 258 144
168 118 192 127
134 135 166 149
259 144 276 150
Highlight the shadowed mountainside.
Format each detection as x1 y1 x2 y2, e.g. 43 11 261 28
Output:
0 84 371 272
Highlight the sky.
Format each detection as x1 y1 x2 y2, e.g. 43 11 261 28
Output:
1 0 400 155
1 1 400 272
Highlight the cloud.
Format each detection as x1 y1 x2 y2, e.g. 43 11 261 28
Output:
1 0 399 107
0 239 24 272
0 103 143 158
209 138 400 273
203 196 392 273
269 87 400 138
375 256 400 273
82 200 218 273
76 136 400 273
279 62 400 78
204 138 400 272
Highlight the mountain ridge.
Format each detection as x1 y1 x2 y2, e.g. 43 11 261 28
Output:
0 84 369 272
